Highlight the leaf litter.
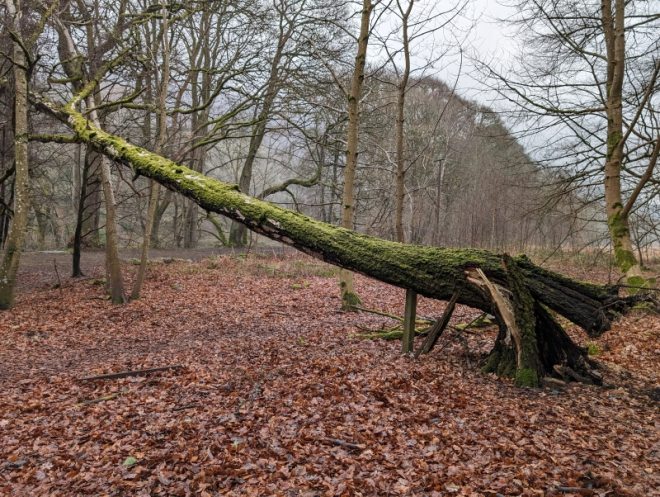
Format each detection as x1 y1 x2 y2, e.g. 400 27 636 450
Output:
0 253 659 496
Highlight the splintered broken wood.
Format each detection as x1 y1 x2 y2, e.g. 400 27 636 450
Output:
414 290 461 358
77 364 181 381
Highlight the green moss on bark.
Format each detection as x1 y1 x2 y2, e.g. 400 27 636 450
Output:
341 291 362 310
627 275 653 295
503 255 543 386
607 211 638 274
515 368 539 388
482 345 517 379
55 98 622 342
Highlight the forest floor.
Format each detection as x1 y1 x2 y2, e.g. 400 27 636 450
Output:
0 250 659 496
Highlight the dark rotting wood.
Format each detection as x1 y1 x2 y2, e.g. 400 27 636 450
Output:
414 290 461 358
77 364 181 381
402 289 418 354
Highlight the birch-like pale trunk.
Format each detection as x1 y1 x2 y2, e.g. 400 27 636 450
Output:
87 105 126 304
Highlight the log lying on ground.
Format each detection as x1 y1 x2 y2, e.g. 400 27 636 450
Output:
37 97 649 387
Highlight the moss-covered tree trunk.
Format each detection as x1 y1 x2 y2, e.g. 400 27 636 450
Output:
37 88 646 384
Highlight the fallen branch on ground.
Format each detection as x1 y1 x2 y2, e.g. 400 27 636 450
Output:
323 438 365 450
75 392 124 407
77 364 181 381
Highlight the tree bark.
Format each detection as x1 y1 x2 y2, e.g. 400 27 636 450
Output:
72 150 92 277
339 0 374 309
395 0 413 244
0 0 30 310
150 191 170 248
602 0 642 283
86 105 126 305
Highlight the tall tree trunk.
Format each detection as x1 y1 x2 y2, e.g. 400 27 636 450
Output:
81 152 102 247
0 178 14 250
87 105 126 304
72 151 92 277
34 205 48 250
0 0 30 310
132 0 169 299
395 0 413 244
150 191 170 248
433 159 445 246
602 0 641 283
339 0 374 309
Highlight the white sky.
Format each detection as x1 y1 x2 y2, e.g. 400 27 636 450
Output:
443 0 518 104
368 0 519 108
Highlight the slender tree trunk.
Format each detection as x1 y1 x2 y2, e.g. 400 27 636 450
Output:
602 0 641 283
132 0 169 299
81 152 102 247
73 142 82 205
87 104 126 304
0 179 14 250
395 0 413 244
0 0 30 310
150 191 170 248
229 12 292 247
72 151 92 277
34 205 48 250
433 159 445 246
339 0 374 309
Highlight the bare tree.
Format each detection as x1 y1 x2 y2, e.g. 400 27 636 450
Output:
132 0 170 299
482 0 660 285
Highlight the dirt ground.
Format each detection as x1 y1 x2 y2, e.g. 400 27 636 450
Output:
0 251 659 496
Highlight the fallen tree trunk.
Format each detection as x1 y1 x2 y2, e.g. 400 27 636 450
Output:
35 94 646 386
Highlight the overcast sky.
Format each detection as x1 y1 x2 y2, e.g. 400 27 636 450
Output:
370 0 519 108
444 0 518 104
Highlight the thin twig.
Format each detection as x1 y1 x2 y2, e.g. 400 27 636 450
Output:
75 392 123 407
349 305 433 324
323 438 365 450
